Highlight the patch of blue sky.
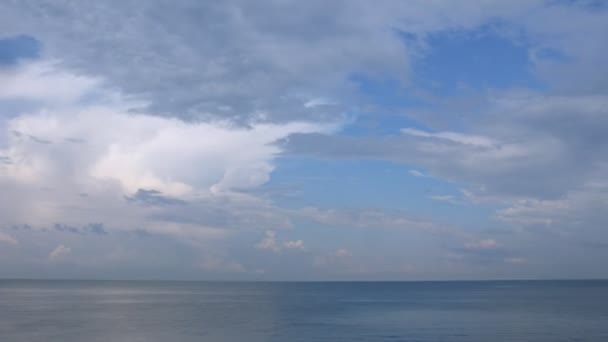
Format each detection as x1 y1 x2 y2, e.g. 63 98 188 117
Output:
350 74 426 109
532 47 572 63
289 214 424 255
338 112 429 137
265 156 496 229
343 26 540 137
411 26 544 93
0 35 41 66
343 75 433 137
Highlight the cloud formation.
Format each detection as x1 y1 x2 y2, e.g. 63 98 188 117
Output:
256 230 305 253
49 244 71 259
0 232 18 245
0 0 607 280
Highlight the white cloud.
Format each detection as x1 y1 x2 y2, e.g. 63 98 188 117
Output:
430 195 455 202
408 169 428 177
283 240 305 250
296 207 448 234
256 231 305 253
0 61 336 235
0 232 18 245
255 230 280 252
313 248 354 270
496 176 608 230
49 244 71 259
401 128 495 148
335 248 352 258
199 257 246 273
464 239 498 250
505 257 527 264
0 60 100 105
304 98 335 108
3 101 334 196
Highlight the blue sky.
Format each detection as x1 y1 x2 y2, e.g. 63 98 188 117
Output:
0 0 607 280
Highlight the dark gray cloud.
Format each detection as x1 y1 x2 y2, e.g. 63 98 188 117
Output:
53 223 108 235
125 189 187 206
87 223 109 235
64 137 85 144
10 223 32 230
11 130 52 144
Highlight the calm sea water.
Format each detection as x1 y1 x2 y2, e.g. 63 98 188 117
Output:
1 280 607 341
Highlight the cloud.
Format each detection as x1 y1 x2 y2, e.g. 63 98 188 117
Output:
0 232 18 245
451 239 528 268
464 239 498 250
255 230 280 252
0 0 607 280
505 257 526 264
125 189 187 207
52 223 108 235
0 60 334 237
2 96 333 197
0 60 100 105
495 176 608 231
401 128 495 147
334 248 352 258
283 240 305 250
313 248 355 271
145 192 293 234
4 1 606 232
199 257 246 273
0 156 12 164
295 207 446 233
0 0 558 124
286 91 608 203
255 230 305 253
0 0 410 123
429 194 464 205
408 169 428 177
49 244 71 259
429 195 456 203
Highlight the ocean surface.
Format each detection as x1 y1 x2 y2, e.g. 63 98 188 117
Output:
1 280 607 341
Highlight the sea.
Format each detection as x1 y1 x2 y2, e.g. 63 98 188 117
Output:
1 280 607 341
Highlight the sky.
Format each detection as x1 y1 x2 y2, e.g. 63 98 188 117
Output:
0 0 607 281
